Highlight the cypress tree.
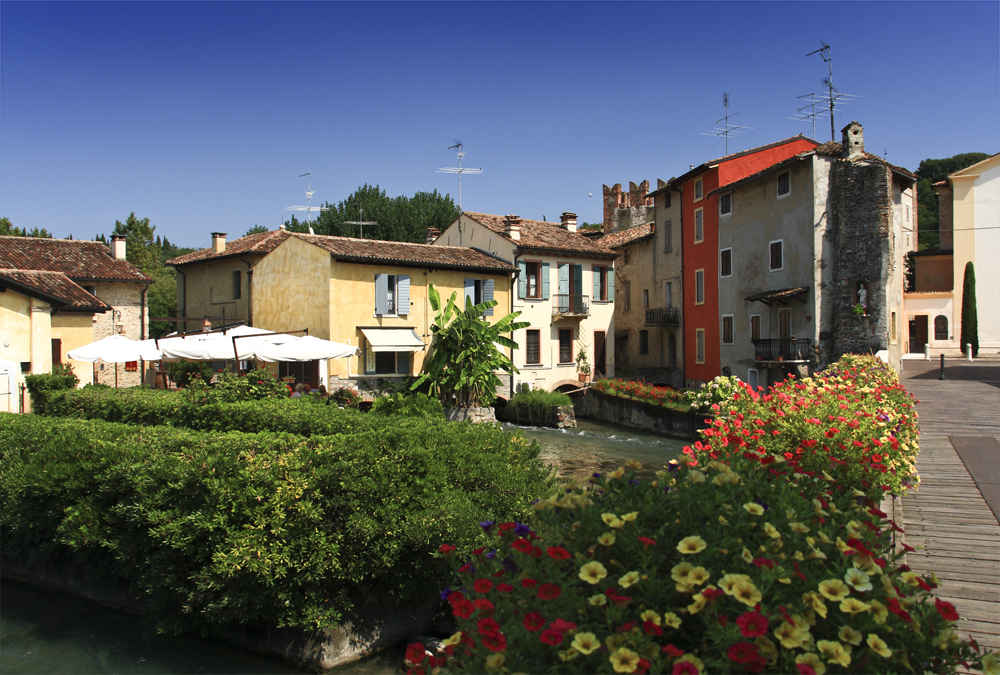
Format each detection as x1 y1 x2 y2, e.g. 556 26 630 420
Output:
960 262 978 357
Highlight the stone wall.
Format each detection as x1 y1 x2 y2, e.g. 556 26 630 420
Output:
444 406 497 424
603 181 656 234
572 390 707 439
93 281 147 388
497 403 576 428
635 367 685 390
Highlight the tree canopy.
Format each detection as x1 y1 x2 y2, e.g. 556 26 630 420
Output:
1 217 53 238
304 185 460 242
916 152 989 250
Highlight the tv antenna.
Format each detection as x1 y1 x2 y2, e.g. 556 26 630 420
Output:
797 42 858 141
437 141 482 211
285 172 329 229
344 204 378 240
701 92 751 155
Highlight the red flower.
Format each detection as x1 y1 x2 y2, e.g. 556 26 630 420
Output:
935 599 960 621
474 598 495 614
448 591 465 603
472 547 487 555
450 599 474 619
701 588 725 600
617 621 637 633
480 632 507 652
727 641 760 663
549 618 577 633
521 578 537 589
473 579 494 594
511 538 534 553
637 536 658 547
405 643 427 665
458 563 473 573
496 583 514 593
547 546 571 559
477 617 500 636
643 621 663 636
736 611 769 638
523 611 545 631
662 644 684 657
752 557 775 569
717 614 729 627
537 583 562 600
634 658 652 674
796 664 816 675
539 628 564 645
498 522 517 533
438 544 456 554
673 663 699 675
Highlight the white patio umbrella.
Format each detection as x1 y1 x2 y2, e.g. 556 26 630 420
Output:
253 335 358 362
67 334 162 362
159 326 298 361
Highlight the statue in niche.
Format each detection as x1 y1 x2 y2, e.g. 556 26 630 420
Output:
857 281 868 309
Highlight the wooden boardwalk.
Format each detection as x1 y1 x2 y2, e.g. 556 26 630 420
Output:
900 361 1000 653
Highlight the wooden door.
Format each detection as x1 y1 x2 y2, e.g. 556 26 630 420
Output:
778 309 791 358
909 316 928 353
594 331 607 376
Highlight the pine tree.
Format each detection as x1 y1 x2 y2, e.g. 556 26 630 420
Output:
960 262 978 357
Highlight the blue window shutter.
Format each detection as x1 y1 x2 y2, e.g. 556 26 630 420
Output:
484 278 494 316
397 275 410 315
464 278 475 308
375 274 388 315
608 267 615 302
541 262 550 299
558 263 569 296
396 350 410 375
593 265 601 301
517 260 527 298
573 264 583 297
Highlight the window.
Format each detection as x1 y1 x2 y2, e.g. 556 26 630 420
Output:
559 328 573 363
934 315 948 341
694 209 704 243
750 314 761 342
720 193 732 215
664 193 672 208
593 265 608 301
695 329 705 364
623 249 630 265
695 269 705 304
722 315 734 345
375 274 410 315
694 179 703 201
906 204 911 222
663 219 673 252
891 312 897 343
125 361 138 372
232 270 242 300
720 248 732 278
777 171 790 197
640 330 649 355
522 261 547 300
363 342 410 376
623 281 631 312
769 240 783 271
748 368 759 389
664 281 673 309
465 278 495 316
526 330 541 365
642 289 650 309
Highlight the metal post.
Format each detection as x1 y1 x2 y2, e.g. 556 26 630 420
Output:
938 353 946 380
967 344 973 362
924 343 930 361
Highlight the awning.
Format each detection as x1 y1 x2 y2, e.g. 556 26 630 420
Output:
360 328 426 353
744 286 809 306
254 336 357 362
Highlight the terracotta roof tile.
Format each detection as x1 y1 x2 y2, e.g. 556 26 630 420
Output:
166 229 291 265
0 236 152 282
0 269 110 310
601 223 655 249
462 213 617 259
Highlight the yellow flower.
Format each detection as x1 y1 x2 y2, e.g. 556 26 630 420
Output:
838 626 863 646
601 512 620 526
571 632 601 655
485 653 505 669
900 570 921 587
870 599 888 624
839 597 871 615
619 571 640 588
836 537 852 553
786 508 797 520
609 647 641 673
802 591 828 619
817 640 852 667
795 652 827 675
806 545 828 561
743 502 764 515
866 633 892 658
718 515 729 525
640 609 660 626
607 467 625 479
671 562 694 582
443 631 463 647
846 520 863 539
687 593 707 614
763 522 781 539
789 522 810 534
677 535 707 555
687 566 711 585
844 567 873 592
674 654 704 673
597 532 617 547
621 511 639 522
663 612 682 629
686 470 706 484
579 561 609 585
933 627 957 649
731 579 762 607
741 547 754 563
792 550 805 561
755 636 778 665
675 578 696 593
588 593 607 606
719 573 751 594
625 459 643 470
818 578 850 602
981 653 1000 675
773 616 810 649
817 530 833 545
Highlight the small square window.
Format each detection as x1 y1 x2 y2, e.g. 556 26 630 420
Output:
720 248 732 278
695 269 705 304
777 172 790 197
720 193 732 215
694 209 704 243
694 179 703 201
769 241 783 271
722 316 734 345
639 330 649 355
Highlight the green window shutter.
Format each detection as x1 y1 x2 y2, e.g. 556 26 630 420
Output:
573 264 583 297
484 278 494 316
517 260 527 298
608 267 615 302
541 262 550 299
396 351 410 375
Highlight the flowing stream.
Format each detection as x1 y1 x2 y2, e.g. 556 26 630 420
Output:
0 418 687 674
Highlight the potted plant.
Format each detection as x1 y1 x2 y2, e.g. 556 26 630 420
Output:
852 302 867 316
576 346 591 383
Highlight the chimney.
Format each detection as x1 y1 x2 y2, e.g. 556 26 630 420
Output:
841 121 865 160
211 232 227 254
110 235 126 260
503 215 522 241
425 227 441 245
560 212 578 233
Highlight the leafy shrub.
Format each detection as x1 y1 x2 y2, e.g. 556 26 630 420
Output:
0 413 552 638
684 375 744 413
165 360 216 387
24 363 79 414
506 389 573 426
329 386 362 408
211 368 290 402
371 392 444 418
591 378 687 410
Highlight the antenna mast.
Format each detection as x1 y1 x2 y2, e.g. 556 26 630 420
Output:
791 43 858 141
285 172 329 228
344 204 378 239
701 93 751 155
437 141 482 211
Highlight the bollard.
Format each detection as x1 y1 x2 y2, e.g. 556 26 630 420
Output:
939 353 946 380
967 343 973 362
924 344 930 361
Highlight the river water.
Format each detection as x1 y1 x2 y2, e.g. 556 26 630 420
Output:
0 419 687 674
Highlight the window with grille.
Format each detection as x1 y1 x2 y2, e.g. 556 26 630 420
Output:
720 248 732 277
934 315 948 341
559 329 573 363
526 330 541 365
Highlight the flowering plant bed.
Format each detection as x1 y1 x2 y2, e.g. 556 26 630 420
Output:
591 379 689 412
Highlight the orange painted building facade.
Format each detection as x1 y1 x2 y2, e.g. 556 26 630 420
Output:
678 137 819 383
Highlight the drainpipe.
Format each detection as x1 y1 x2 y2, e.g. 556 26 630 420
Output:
240 258 254 326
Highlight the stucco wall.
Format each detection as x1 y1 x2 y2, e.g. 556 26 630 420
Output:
952 158 1000 349
175 256 257 327
914 255 954 293
53 314 98 386
903 293 956 351
0 288 33 367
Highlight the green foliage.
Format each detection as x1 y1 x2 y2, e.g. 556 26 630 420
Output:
961 262 978 357
24 363 80 414
212 368 291 402
310 184 459 242
413 284 529 408
575 345 591 375
371 392 444 418
329 386 362 408
244 224 269 236
0 217 53 238
506 389 572 426
591 379 687 410
165 360 216 387
0 413 550 638
0 216 14 235
915 152 989 249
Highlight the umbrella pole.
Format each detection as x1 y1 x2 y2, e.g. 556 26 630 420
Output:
115 362 118 388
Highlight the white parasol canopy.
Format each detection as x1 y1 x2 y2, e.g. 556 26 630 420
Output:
253 335 358 362
158 326 298 361
67 334 163 363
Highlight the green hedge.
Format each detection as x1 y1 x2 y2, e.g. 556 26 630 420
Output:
504 389 573 426
0 413 551 637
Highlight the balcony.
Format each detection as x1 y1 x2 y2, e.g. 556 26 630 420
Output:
552 294 590 317
752 338 813 362
645 307 680 326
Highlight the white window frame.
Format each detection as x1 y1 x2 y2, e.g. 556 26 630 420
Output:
722 314 734 345
769 239 784 272
719 192 732 216
695 328 706 364
747 368 759 389
720 248 732 278
694 179 704 202
695 269 705 305
694 208 704 244
777 171 791 199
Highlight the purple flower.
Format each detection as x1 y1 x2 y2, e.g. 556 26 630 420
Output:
440 588 453 600
479 520 495 531
486 549 497 559
592 472 602 479
502 556 518 573
514 523 531 537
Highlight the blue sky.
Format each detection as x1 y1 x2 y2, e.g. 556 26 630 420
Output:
2 1 997 248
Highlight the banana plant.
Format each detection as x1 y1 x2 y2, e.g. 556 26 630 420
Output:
412 284 530 408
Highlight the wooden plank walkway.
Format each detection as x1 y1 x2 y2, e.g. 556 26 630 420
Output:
900 361 1000 653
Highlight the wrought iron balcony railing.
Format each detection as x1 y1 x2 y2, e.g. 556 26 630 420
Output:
552 294 590 316
752 338 813 362
645 307 680 326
